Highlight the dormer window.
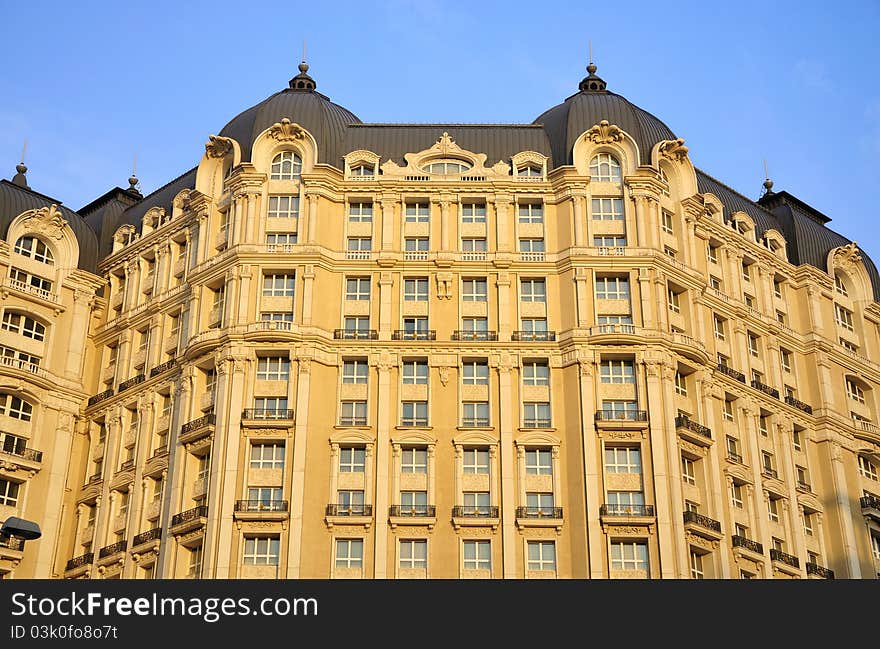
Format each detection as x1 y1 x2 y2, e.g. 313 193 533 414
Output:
350 164 375 177
14 236 53 265
270 151 302 180
589 153 621 182
517 164 542 178
834 274 848 297
422 159 471 175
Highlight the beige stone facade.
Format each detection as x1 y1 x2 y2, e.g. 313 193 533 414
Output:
2 64 880 580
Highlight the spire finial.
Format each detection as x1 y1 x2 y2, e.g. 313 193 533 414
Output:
12 139 29 188
762 159 774 195
289 40 316 91
128 153 142 197
579 46 606 93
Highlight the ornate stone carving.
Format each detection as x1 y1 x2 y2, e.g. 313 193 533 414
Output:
298 357 311 375
19 204 67 240
658 138 689 162
578 361 594 377
585 120 624 144
205 135 233 159
438 366 450 387
435 272 453 299
605 525 646 536
267 118 306 142
832 242 862 274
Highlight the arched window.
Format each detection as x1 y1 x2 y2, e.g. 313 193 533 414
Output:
589 153 622 182
834 273 849 297
270 152 303 180
422 159 471 175
1 311 46 342
659 168 670 196
13 236 54 265
0 392 33 421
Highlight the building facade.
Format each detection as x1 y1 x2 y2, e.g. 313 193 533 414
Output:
1 62 880 579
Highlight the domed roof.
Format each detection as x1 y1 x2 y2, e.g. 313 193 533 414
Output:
219 62 361 168
534 63 677 168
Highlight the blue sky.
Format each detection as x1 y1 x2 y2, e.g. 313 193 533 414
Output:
1 1 878 261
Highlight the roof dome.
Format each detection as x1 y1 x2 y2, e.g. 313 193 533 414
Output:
534 63 677 168
219 62 361 168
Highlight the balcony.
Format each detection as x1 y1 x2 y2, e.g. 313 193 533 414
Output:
233 500 289 522
600 504 654 519
392 330 436 341
0 442 43 467
389 504 437 529
241 409 294 424
806 562 834 579
333 329 378 340
346 250 372 260
324 503 373 528
403 251 429 261
97 540 127 561
451 330 498 341
796 480 813 493
784 395 813 415
174 256 187 277
751 379 780 400
150 358 177 378
516 506 564 531
452 505 499 519
594 409 649 431
4 277 59 304
87 389 114 408
853 418 880 444
520 252 546 262
761 467 778 480
118 374 145 393
731 535 763 557
179 413 215 445
682 510 723 541
716 363 746 383
64 552 94 574
0 535 24 554
131 528 161 550
119 459 135 472
860 494 880 522
0 354 50 379
675 415 713 446
770 548 800 570
511 330 556 342
170 505 208 535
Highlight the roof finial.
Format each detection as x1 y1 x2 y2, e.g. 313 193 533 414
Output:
12 139 29 188
580 43 606 93
289 40 316 91
762 159 774 196
128 154 142 197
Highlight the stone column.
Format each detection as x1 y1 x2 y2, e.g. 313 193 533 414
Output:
700 379 732 577
437 198 451 252
493 194 512 252
244 192 257 243
574 268 592 328
827 441 861 578
237 264 252 324
637 271 655 329
727 250 743 301
571 192 585 247
742 404 773 577
301 264 315 326
373 356 394 578
660 362 689 577
380 197 396 251
496 357 517 578
378 272 394 341
777 423 807 578
496 272 511 340
654 274 669 332
578 359 604 578
306 194 319 244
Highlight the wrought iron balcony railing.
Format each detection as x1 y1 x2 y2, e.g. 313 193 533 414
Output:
599 504 655 517
234 500 289 512
806 562 834 579
675 415 712 440
98 540 127 559
511 330 556 342
87 389 114 407
0 444 43 463
751 379 780 399
516 506 564 518
65 552 94 571
333 329 378 340
784 395 813 415
0 535 24 551
131 528 162 546
118 374 146 393
595 409 648 422
171 505 208 527
682 510 722 532
389 505 436 517
732 535 763 554
241 409 294 420
180 413 215 435
325 504 373 516
762 467 778 479
770 549 800 568
451 330 499 341
716 363 746 383
727 450 744 463
860 494 880 510
452 505 499 518
392 330 437 341
797 480 812 492
150 358 177 378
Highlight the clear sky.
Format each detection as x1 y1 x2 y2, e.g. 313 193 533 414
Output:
1 0 878 262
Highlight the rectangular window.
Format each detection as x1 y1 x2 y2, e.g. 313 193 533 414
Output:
730 482 744 508
661 211 674 234
726 435 741 461
399 539 427 569
723 399 735 422
461 360 489 385
780 348 792 373
835 304 854 332
335 539 363 568
340 400 367 426
188 545 203 578
667 287 681 313
774 279 784 298
521 448 552 476
595 276 630 300
0 478 20 506
402 359 428 385
402 317 428 336
339 447 366 473
522 361 550 386
405 202 430 223
768 495 780 522
252 397 288 418
858 455 878 480
260 312 294 325
342 359 369 384
834 275 848 296
250 443 285 469
401 401 428 427
461 238 488 253
604 447 641 474
610 541 648 571
846 378 866 404
526 491 555 514
707 245 718 264
796 465 810 489
709 276 722 291
747 332 759 357
343 316 370 334
674 371 688 396
267 195 299 219
403 278 428 301
840 337 858 352
690 551 704 579
336 490 365 512
520 318 548 334
518 203 543 224
462 278 488 302
345 277 371 301
523 402 550 428
803 511 815 536
520 279 546 303
462 448 490 474
519 239 545 254
347 237 372 253
713 315 726 341
600 360 635 384
462 402 489 427
527 541 556 571
256 356 290 381
793 429 803 452
9 267 52 293
348 201 373 222
681 455 696 485
401 448 428 473
591 197 624 221
404 237 429 253
741 262 751 282
606 491 645 514
399 491 428 513
594 235 627 247
463 540 491 570
461 202 486 223
262 273 295 297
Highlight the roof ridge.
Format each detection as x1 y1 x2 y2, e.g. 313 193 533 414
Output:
695 168 777 219
121 166 197 215
0 178 69 209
